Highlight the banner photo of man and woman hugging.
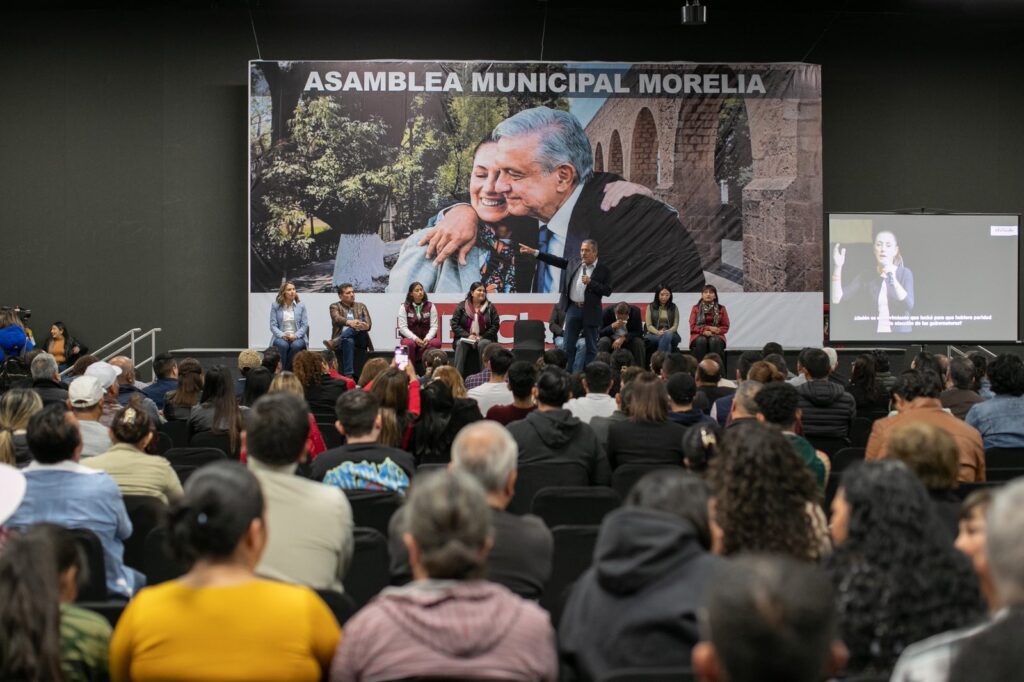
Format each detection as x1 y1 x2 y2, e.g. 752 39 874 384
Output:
248 60 824 350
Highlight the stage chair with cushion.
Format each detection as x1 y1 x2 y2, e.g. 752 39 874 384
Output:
531 486 621 527
506 461 591 515
512 319 547 366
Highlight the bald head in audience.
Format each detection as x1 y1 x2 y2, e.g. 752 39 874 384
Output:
450 420 519 511
109 356 136 386
696 359 721 387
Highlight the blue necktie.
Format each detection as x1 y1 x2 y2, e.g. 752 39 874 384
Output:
535 225 553 293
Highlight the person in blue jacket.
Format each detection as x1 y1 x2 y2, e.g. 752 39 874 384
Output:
269 281 308 371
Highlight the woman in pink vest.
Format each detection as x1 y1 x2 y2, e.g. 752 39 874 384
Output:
397 282 441 370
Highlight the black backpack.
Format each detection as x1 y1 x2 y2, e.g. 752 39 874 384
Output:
0 345 31 393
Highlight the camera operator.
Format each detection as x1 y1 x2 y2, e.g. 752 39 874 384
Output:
0 307 34 362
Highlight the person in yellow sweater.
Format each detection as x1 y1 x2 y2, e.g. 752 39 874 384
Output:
109 461 340 682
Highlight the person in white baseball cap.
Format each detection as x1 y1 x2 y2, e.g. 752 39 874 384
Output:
83 361 122 427
68 376 113 456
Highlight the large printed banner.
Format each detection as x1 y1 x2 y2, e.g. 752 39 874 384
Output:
249 61 824 350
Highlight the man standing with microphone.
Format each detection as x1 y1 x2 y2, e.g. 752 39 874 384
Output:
521 239 611 370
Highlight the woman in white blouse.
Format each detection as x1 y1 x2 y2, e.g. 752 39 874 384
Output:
269 281 308 371
397 282 441 370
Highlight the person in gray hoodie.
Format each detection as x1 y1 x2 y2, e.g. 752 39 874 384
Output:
559 470 721 680
506 367 610 485
329 470 557 682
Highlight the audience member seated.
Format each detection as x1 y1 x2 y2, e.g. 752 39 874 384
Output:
866 369 985 482
847 352 891 414
240 366 273 407
260 346 281 374
667 372 717 428
793 348 856 439
681 420 721 475
704 352 735 389
822 346 850 389
0 388 43 466
431 365 474 404
316 390 415 489
708 421 827 561
109 356 161 425
590 366 643 454
330 470 557 682
186 365 246 456
648 349 666 377
83 361 123 427
369 367 418 450
109 462 340 681
826 460 985 677
29 352 67 407
244 393 353 592
538 347 568 371
941 356 984 420
66 377 113 458
467 347 515 415
450 281 499 377
762 351 791 380
142 353 178 410
0 309 34 362
162 357 203 421
965 352 1024 449
507 367 609 485
722 380 764 430
707 351 762 423
397 281 443 370
692 358 734 414
754 382 828 494
356 357 388 388
606 372 686 471
563 361 617 424
872 348 898 392
895 481 1023 682
292 349 348 421
549 303 586 374
390 422 554 600
947 609 1024 682
41 321 87 372
597 302 646 369
234 349 262 398
420 347 449 382
560 470 721 680
269 281 309 372
463 340 501 390
0 523 113 682
486 360 538 425
691 554 848 682
83 405 182 503
7 404 137 597
409 380 469 466
887 422 967 538
259 372 326 462
659 351 695 381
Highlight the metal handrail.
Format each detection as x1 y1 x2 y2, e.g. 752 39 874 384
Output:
947 345 997 360
58 327 163 381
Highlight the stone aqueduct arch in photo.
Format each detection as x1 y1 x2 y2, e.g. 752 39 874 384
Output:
583 66 822 292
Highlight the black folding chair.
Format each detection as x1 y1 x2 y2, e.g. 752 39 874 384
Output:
154 430 174 455
143 527 190 586
985 467 1024 483
317 421 344 450
344 490 402 536
507 461 591 515
531 486 622 527
158 420 189 449
74 601 127 628
824 447 866 513
512 319 547 366
70 528 108 602
610 463 682 499
415 462 448 476
598 668 696 682
540 524 600 625
342 526 390 609
189 432 235 458
122 495 168 572
955 480 1003 501
164 447 227 485
314 588 358 626
849 417 873 448
805 434 852 458
985 447 1024 469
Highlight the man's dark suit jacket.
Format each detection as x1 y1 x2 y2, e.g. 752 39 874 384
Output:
598 304 644 342
561 173 706 294
536 251 612 328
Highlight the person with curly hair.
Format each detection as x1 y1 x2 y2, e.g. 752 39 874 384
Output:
707 420 827 561
826 460 985 677
291 350 348 421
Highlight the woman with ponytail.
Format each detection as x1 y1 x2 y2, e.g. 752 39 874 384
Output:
329 471 557 682
109 462 340 682
0 388 43 467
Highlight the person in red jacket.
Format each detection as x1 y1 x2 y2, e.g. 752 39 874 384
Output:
689 285 730 360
